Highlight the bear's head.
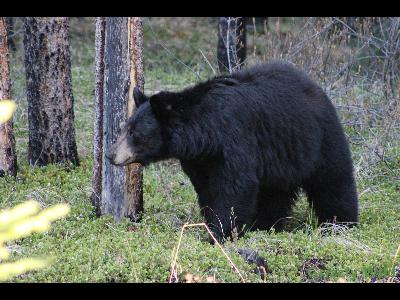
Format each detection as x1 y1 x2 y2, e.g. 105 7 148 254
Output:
106 87 169 167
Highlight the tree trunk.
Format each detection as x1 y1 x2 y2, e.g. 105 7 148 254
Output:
23 17 79 166
0 18 17 177
217 17 246 73
92 17 106 216
93 17 144 222
5 17 16 51
126 17 144 220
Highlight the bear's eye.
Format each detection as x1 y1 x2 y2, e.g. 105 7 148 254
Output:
128 127 135 136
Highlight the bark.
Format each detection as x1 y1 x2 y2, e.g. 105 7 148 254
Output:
23 17 79 166
5 17 16 51
94 17 144 222
92 17 106 216
217 17 246 73
126 17 144 220
0 18 17 177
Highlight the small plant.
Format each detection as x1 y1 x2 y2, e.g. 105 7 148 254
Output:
0 100 16 124
0 200 70 281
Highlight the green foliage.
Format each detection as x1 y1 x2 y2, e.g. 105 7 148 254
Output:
0 200 70 281
0 156 398 282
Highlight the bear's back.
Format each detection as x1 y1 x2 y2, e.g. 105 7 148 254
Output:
203 62 329 116
172 61 329 114
230 61 327 105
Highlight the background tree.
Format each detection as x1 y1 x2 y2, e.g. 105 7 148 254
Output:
217 17 246 73
0 17 17 177
23 17 78 166
92 17 144 221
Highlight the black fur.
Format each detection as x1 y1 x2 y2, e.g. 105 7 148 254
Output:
120 61 359 242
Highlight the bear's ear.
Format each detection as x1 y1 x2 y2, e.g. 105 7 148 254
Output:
133 87 148 108
148 92 180 119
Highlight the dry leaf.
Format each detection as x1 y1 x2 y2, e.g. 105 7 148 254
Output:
184 273 193 283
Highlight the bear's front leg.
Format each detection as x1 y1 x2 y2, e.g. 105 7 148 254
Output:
180 158 260 243
199 184 259 243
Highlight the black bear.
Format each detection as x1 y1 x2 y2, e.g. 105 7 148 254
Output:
107 61 359 242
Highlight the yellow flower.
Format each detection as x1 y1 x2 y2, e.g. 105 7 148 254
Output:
0 258 50 281
0 200 41 231
0 202 71 243
0 200 70 281
0 100 17 124
37 204 71 223
0 246 9 260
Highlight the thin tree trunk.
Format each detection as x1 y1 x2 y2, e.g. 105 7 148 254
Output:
23 17 79 166
94 17 144 222
92 17 106 216
5 17 16 51
217 17 246 73
126 17 144 220
0 18 17 177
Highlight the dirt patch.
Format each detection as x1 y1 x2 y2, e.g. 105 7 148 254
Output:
369 266 400 283
238 248 269 280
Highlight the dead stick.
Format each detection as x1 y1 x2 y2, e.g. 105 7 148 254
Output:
169 222 246 283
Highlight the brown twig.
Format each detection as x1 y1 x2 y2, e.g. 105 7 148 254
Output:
168 222 246 283
391 244 400 276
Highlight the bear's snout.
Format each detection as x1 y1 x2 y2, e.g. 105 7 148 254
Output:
107 134 137 166
105 149 115 162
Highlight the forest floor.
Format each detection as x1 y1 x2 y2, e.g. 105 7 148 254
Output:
1 17 399 283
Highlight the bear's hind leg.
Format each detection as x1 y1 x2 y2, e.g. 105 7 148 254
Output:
303 171 358 226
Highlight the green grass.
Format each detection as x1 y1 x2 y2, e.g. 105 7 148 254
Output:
1 158 399 283
1 17 399 283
